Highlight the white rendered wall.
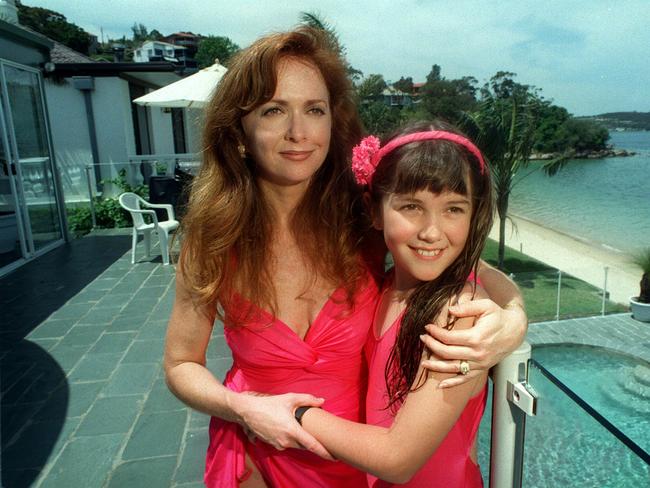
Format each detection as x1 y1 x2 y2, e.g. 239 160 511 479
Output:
149 105 175 155
44 78 93 202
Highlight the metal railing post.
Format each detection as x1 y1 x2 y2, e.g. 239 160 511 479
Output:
601 266 609 316
555 270 562 321
489 342 534 488
85 164 96 228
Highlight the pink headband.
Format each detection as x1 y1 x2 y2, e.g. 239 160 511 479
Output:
351 131 486 186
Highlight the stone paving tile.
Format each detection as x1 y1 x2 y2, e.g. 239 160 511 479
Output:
26 338 60 352
143 379 185 413
47 343 92 374
101 362 158 396
188 409 211 431
77 306 123 325
106 315 148 332
121 299 158 318
3 416 81 470
47 303 94 322
133 286 168 301
122 410 187 460
105 455 178 488
85 277 120 291
65 289 106 305
88 332 137 355
76 395 143 436
173 429 209 485
38 433 125 488
35 380 106 420
68 353 123 382
58 325 105 348
122 339 165 364
3 401 46 444
206 357 233 381
136 320 168 341
27 320 76 340
94 293 133 309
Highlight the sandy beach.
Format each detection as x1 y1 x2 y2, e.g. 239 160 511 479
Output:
488 215 639 304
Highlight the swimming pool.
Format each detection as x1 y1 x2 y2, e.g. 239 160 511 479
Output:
479 345 650 486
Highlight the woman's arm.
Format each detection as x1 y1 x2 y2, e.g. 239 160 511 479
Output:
164 266 331 458
420 259 528 387
300 285 488 483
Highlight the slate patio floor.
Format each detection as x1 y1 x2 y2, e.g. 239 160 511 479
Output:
1 231 229 488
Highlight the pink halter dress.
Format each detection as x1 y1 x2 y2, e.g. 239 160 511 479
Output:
205 275 380 487
364 280 486 488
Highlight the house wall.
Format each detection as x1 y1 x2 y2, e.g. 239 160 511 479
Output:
185 108 204 154
149 105 175 155
44 78 93 203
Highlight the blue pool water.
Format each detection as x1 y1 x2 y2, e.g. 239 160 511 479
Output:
478 345 650 486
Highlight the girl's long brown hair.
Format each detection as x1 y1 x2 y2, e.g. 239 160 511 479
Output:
178 27 366 318
368 120 495 409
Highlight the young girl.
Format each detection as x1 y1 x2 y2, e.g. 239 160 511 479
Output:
300 120 494 487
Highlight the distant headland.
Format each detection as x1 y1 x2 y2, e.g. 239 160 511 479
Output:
578 111 650 132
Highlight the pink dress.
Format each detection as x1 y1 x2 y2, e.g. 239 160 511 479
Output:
365 291 487 488
205 275 380 487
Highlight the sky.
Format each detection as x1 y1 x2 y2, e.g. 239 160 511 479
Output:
24 0 649 116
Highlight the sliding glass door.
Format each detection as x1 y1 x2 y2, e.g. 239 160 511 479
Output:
0 60 63 275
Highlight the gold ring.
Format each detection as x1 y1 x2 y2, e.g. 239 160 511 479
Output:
459 360 470 375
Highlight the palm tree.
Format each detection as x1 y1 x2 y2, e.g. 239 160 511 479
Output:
462 73 564 269
299 11 363 82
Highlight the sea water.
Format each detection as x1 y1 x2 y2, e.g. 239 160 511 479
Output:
509 131 650 255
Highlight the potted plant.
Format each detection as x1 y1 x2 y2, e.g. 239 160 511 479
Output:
630 247 650 322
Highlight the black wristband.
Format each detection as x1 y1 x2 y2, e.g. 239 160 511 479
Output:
294 406 312 425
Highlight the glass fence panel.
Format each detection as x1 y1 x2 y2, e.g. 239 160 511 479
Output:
521 359 649 487
507 269 627 322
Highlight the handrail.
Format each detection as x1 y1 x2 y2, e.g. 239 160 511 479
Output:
489 342 533 488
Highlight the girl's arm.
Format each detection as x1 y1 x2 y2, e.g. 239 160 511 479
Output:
163 266 331 458
301 285 489 483
421 259 527 387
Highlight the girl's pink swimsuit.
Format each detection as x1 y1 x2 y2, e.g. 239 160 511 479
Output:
365 291 487 488
205 275 380 487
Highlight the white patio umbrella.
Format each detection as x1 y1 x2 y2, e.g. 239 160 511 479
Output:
133 61 228 108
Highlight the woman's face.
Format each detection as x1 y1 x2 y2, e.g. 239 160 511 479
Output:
241 57 332 191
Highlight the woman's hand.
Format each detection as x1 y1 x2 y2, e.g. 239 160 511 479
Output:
419 297 527 388
235 392 334 460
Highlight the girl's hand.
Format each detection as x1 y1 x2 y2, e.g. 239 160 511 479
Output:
419 298 527 388
236 392 335 460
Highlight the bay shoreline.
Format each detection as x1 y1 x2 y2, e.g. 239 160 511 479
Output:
488 214 638 305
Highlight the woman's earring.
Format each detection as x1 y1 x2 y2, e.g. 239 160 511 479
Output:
237 144 246 159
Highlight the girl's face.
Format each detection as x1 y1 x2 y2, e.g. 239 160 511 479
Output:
375 189 472 291
241 57 332 191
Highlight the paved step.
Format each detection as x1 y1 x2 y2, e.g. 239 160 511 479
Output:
601 379 650 416
632 363 650 387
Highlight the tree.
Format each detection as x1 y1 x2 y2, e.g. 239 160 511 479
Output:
357 74 387 100
393 76 414 94
463 73 548 269
299 11 363 82
359 101 404 136
420 65 478 124
17 2 92 54
195 36 240 68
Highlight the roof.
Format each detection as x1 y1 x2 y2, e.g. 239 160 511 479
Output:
166 32 199 38
50 40 94 64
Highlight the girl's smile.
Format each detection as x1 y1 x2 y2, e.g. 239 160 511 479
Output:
376 189 472 291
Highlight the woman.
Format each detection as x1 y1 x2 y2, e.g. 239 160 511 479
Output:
164 27 526 487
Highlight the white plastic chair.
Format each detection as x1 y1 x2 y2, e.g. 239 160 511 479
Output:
118 192 179 265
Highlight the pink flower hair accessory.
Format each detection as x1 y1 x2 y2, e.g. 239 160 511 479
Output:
350 130 487 187
351 135 381 186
